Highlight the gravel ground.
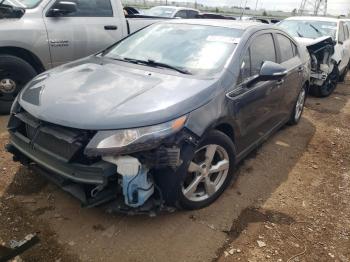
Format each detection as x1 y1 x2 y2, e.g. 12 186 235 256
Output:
0 76 349 262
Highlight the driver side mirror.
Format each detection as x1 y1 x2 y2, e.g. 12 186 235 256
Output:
247 61 287 87
47 1 77 17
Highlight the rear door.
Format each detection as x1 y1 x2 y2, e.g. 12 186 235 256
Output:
43 0 124 67
274 33 304 118
228 32 284 153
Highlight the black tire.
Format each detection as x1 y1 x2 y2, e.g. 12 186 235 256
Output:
339 62 349 82
178 130 236 210
288 85 307 126
310 64 339 97
0 55 37 114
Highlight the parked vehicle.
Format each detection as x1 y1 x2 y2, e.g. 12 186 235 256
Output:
279 16 350 97
0 0 165 114
144 6 199 19
7 20 310 212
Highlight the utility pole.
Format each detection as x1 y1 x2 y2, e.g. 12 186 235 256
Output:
299 0 328 16
255 0 259 11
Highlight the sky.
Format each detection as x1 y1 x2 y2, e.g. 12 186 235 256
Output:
176 0 350 15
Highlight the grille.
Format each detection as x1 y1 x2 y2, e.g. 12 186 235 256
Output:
15 111 94 162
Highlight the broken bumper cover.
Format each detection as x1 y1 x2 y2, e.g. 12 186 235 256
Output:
7 131 117 185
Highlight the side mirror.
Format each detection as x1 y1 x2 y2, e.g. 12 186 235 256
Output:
47 1 77 17
247 61 287 87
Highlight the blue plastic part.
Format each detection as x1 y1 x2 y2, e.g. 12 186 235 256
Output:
122 167 154 208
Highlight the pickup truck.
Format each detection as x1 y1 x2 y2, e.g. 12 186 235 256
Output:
0 0 164 113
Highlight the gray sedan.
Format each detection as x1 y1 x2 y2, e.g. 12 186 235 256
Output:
7 20 310 212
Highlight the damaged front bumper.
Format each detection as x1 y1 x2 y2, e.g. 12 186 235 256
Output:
6 110 199 213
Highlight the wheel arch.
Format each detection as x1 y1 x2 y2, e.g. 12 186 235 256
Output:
0 46 45 74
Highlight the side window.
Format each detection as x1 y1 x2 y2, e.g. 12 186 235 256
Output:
339 23 345 42
276 34 295 62
344 25 349 40
238 49 252 84
250 33 276 76
51 0 113 17
175 10 188 18
187 10 199 18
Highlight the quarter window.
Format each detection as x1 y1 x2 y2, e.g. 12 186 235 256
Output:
276 34 295 62
238 49 252 83
250 33 277 76
51 0 113 17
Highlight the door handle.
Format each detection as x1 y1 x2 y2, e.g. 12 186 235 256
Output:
104 25 118 30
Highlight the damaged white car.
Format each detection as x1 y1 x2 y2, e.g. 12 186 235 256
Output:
279 16 350 97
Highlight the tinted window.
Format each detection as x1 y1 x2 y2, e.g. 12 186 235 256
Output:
187 10 199 18
239 49 251 83
52 0 113 17
175 10 188 18
339 23 345 42
277 34 295 62
250 34 276 76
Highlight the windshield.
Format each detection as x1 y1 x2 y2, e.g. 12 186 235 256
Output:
145 6 177 18
279 20 337 40
2 0 41 8
103 23 243 76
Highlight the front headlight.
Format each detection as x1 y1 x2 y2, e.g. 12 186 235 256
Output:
84 115 187 156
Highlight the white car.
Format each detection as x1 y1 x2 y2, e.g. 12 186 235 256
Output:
279 16 350 97
144 6 200 19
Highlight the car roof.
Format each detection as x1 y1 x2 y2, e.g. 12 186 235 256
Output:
285 16 339 23
165 19 268 30
151 6 198 12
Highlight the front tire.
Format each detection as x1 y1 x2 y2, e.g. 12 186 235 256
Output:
0 55 37 114
178 130 236 210
311 64 339 97
339 61 349 82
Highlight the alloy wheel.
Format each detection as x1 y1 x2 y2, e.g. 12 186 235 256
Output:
294 88 306 122
182 144 230 202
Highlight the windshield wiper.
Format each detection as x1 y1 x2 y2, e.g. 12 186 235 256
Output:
297 31 304 38
112 57 192 75
308 24 322 36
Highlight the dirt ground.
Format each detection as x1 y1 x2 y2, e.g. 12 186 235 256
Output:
0 77 349 262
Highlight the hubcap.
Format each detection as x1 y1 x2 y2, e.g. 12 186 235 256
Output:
295 88 306 121
0 78 16 94
182 144 230 202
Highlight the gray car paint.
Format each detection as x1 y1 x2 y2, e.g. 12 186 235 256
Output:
17 21 310 159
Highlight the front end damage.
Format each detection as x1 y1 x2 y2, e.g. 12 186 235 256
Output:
6 109 199 215
305 36 336 87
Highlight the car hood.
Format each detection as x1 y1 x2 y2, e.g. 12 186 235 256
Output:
19 57 219 130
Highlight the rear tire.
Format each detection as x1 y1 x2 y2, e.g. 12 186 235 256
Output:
0 55 37 114
178 130 236 210
310 64 339 97
288 85 306 125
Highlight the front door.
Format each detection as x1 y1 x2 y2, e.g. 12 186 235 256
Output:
228 32 284 154
43 0 124 67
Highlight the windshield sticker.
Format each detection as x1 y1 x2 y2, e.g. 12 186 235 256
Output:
206 36 240 44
